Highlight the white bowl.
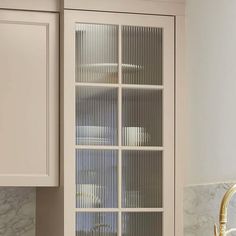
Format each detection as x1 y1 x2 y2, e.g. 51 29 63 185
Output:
123 127 149 146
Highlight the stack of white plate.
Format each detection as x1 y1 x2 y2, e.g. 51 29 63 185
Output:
76 125 114 145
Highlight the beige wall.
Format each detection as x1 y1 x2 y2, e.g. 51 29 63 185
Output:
186 0 236 185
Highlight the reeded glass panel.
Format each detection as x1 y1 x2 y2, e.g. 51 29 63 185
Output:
76 212 118 236
76 150 118 208
122 212 162 236
122 89 162 146
76 24 118 83
122 26 163 85
122 151 162 208
76 87 118 145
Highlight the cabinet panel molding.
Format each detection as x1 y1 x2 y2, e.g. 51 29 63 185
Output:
0 10 59 186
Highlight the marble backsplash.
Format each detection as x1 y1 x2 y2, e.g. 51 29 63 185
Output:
0 188 35 236
184 183 236 236
0 183 236 236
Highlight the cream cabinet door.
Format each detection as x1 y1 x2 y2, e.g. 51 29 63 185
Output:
0 10 59 186
64 10 174 236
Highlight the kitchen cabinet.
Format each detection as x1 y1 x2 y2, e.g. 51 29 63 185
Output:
37 9 184 236
0 1 185 235
70 12 175 236
0 10 59 186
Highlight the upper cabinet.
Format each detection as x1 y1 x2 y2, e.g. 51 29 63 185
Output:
35 2 184 235
0 10 59 186
62 10 174 236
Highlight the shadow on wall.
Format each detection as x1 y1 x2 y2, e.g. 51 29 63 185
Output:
184 183 236 236
0 188 35 236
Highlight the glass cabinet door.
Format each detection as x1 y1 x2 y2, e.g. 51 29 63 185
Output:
70 11 174 236
76 86 118 146
122 89 162 146
76 24 118 84
122 26 162 85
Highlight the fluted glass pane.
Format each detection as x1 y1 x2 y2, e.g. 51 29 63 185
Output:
76 24 118 83
122 151 162 208
122 26 163 85
122 212 162 236
122 89 162 146
76 212 117 236
76 87 118 145
76 150 118 208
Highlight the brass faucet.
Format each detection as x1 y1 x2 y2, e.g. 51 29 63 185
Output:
214 184 236 236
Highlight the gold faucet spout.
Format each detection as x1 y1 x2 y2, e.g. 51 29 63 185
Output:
215 184 236 236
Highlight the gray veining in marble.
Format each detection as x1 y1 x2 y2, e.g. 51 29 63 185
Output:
0 188 35 236
184 183 236 236
1 182 236 236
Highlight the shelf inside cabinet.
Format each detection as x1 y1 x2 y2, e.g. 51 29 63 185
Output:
75 208 164 212
75 83 164 90
75 145 164 151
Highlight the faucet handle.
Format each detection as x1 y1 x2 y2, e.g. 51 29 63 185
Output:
214 224 219 236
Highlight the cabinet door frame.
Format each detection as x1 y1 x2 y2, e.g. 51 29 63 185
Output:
0 10 59 186
64 10 175 236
